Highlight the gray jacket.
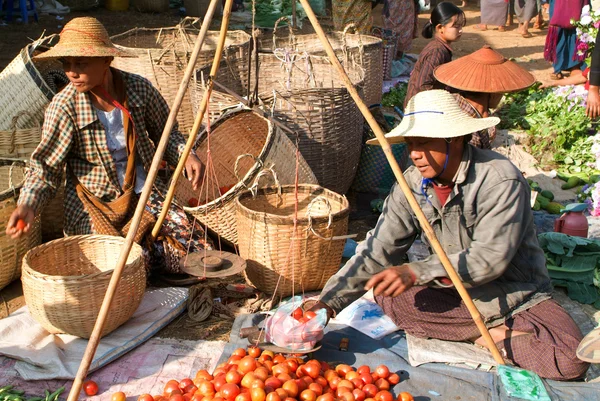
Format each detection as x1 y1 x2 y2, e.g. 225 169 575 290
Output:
320 145 552 325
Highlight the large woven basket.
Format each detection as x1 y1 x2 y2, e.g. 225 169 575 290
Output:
257 53 364 195
371 27 398 81
237 184 350 296
0 36 61 130
0 111 42 159
111 22 251 136
0 160 42 290
259 23 383 106
173 109 318 245
21 235 146 338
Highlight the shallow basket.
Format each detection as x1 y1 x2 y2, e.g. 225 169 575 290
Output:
0 37 61 130
173 109 318 244
0 160 42 290
111 23 251 136
21 235 146 338
258 53 364 195
237 184 350 296
259 26 383 106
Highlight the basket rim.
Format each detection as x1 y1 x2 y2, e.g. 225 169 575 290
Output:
267 31 382 50
111 27 251 47
22 38 60 102
181 109 276 213
236 184 350 224
21 234 144 282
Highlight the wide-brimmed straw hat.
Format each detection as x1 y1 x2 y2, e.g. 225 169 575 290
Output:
366 90 499 145
34 17 135 60
434 46 535 94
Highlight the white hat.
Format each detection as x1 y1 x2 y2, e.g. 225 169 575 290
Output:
366 89 500 145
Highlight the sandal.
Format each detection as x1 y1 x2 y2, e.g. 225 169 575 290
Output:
474 24 487 31
549 72 564 80
521 31 533 38
497 25 506 32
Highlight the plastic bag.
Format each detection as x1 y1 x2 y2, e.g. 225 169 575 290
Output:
264 296 327 350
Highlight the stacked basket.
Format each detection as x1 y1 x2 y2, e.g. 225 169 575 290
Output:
110 22 251 136
0 160 42 291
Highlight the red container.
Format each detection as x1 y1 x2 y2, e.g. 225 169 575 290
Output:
554 204 589 238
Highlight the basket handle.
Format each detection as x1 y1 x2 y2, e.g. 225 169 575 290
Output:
8 161 25 199
273 16 296 51
305 196 357 241
234 153 264 187
248 167 282 198
342 23 364 67
9 111 40 155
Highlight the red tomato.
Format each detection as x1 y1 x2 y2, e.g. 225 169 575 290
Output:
374 391 393 401
292 307 304 320
238 356 258 375
83 381 99 396
386 373 400 385
170 395 186 401
247 346 261 358
188 198 199 207
303 311 317 320
362 384 378 398
374 378 389 391
300 389 317 401
138 395 154 401
221 384 241 401
180 379 195 391
232 348 247 357
250 387 266 401
15 219 26 231
356 366 370 376
303 363 321 379
265 392 281 401
397 393 414 401
111 392 127 401
352 389 366 401
374 366 389 380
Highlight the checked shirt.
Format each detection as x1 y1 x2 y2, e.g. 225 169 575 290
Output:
18 69 187 235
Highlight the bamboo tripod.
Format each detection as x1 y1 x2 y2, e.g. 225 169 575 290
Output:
68 1 504 399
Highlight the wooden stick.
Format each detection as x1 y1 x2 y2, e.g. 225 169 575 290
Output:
66 1 222 400
297 0 506 365
151 0 235 240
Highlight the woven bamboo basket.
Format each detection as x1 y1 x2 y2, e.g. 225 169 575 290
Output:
173 109 318 245
40 177 65 242
371 27 398 81
21 235 146 338
131 0 169 12
58 0 99 10
110 22 251 136
257 53 364 195
259 22 383 106
237 184 350 296
0 111 42 159
0 36 61 130
0 160 42 291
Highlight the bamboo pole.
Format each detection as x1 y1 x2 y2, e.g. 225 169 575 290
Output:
150 0 235 240
297 0 506 365
65 1 222 400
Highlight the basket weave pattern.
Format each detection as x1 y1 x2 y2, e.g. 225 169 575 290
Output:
174 110 318 244
237 185 350 296
258 54 364 194
111 26 250 136
371 27 398 81
21 235 146 338
0 161 42 290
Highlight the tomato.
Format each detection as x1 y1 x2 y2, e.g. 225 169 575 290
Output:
362 384 378 398
15 219 26 231
265 377 283 390
170 395 186 401
374 379 389 391
356 366 370 376
83 380 99 396
180 379 195 391
235 393 252 401
232 348 247 357
226 370 243 384
397 393 414 401
138 395 154 401
282 380 299 398
196 370 214 381
351 378 363 390
374 391 393 401
352 389 366 401
345 371 360 381
303 311 317 320
308 383 323 396
292 307 304 320
337 380 354 391
198 380 216 395
250 387 266 401
238 356 258 374
316 394 335 401
285 359 299 372
359 374 373 386
335 365 353 376
248 346 261 358
386 373 400 385
214 376 227 392
303 363 321 379
165 382 183 397
266 392 281 401
374 366 389 380
300 389 317 401
111 392 127 401
220 384 241 401
188 198 199 207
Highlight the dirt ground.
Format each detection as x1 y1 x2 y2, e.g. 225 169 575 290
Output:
0 3 556 338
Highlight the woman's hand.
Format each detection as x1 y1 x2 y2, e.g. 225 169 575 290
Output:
184 152 205 191
587 86 600 118
6 205 35 239
365 265 416 297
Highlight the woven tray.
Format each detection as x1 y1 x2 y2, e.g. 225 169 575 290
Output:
21 235 146 338
0 160 42 291
237 184 350 296
110 21 251 136
173 109 318 245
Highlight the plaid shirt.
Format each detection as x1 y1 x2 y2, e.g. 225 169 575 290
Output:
452 93 496 149
19 69 187 235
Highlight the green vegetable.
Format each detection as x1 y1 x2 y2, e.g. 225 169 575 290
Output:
544 202 564 214
561 176 584 190
381 83 408 109
533 201 541 211
536 195 550 208
540 190 554 201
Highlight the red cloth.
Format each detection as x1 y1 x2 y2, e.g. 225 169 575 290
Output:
432 182 453 205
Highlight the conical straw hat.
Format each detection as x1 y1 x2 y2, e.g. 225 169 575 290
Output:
434 46 535 94
34 17 135 60
366 89 499 145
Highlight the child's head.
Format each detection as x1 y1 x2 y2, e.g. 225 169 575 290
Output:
422 2 466 42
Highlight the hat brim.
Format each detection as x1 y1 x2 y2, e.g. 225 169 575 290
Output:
366 115 500 146
33 45 136 60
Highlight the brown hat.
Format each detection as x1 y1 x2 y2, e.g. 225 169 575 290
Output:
434 46 535 94
34 17 135 60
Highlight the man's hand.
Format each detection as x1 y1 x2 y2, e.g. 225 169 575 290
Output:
184 152 205 191
365 265 416 297
6 205 35 239
587 86 600 119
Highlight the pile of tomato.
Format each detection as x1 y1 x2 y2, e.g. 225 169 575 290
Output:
98 346 415 401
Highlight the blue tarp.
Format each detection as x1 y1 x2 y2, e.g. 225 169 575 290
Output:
224 314 600 401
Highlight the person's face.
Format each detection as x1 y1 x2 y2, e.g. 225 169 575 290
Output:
61 57 111 93
437 15 463 42
404 137 452 179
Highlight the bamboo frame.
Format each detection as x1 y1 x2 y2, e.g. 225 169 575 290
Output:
65 0 224 399
296 0 506 365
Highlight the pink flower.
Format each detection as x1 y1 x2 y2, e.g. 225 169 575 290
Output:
577 41 590 52
594 21 600 28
